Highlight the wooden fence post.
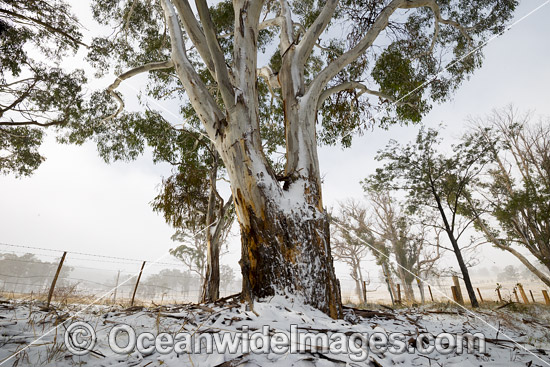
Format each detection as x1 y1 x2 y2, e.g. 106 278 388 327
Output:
529 290 535 304
496 287 503 302
428 285 434 302
452 276 464 305
396 284 402 304
513 288 520 303
130 261 146 307
542 290 550 305
113 270 120 304
46 251 67 309
476 288 484 303
451 286 460 304
517 284 529 304
382 263 395 306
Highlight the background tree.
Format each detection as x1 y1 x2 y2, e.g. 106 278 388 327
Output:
0 0 87 176
140 268 196 301
368 190 417 302
219 264 236 295
330 200 371 304
467 106 550 287
75 0 516 316
0 252 73 294
331 199 397 304
366 126 492 307
149 135 235 302
365 190 441 303
497 265 519 282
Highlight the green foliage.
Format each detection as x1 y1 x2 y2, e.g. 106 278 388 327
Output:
364 126 492 222
317 0 516 146
80 0 517 155
0 0 86 176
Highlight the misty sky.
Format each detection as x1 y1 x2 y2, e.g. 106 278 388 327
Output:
1 1 549 282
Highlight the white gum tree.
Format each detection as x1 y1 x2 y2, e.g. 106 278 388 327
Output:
81 0 517 317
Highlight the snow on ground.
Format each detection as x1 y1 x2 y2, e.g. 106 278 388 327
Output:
0 295 549 366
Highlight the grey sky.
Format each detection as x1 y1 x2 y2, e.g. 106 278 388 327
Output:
1 1 549 281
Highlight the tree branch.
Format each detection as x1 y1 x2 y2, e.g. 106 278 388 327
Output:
194 0 235 109
310 0 475 101
309 0 406 98
0 8 88 48
103 60 174 122
295 0 339 65
278 0 294 53
317 81 415 110
171 0 216 77
160 0 226 140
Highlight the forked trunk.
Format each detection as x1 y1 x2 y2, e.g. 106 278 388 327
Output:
218 106 343 318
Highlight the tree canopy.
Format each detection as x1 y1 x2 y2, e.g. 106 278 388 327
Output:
0 0 87 176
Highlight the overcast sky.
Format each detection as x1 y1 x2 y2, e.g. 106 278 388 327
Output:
1 1 549 282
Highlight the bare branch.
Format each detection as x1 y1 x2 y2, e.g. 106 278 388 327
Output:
317 81 415 110
258 66 281 101
103 60 174 122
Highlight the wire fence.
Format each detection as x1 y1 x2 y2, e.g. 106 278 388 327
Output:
0 242 548 307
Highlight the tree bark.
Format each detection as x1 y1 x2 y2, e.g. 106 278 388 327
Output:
216 105 342 317
446 233 478 307
431 186 479 307
201 151 232 303
416 277 425 304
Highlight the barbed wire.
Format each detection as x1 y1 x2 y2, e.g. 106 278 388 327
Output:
0 242 187 267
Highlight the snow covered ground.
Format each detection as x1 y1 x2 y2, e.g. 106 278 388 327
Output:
0 296 549 366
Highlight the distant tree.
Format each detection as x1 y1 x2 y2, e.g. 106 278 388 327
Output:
365 126 492 307
367 189 441 303
141 268 195 300
149 134 234 302
331 199 394 304
0 0 86 176
467 106 550 287
368 190 417 302
219 265 236 294
497 265 519 282
520 266 540 282
0 252 73 294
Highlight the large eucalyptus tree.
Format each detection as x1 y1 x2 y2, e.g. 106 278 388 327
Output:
80 0 516 317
